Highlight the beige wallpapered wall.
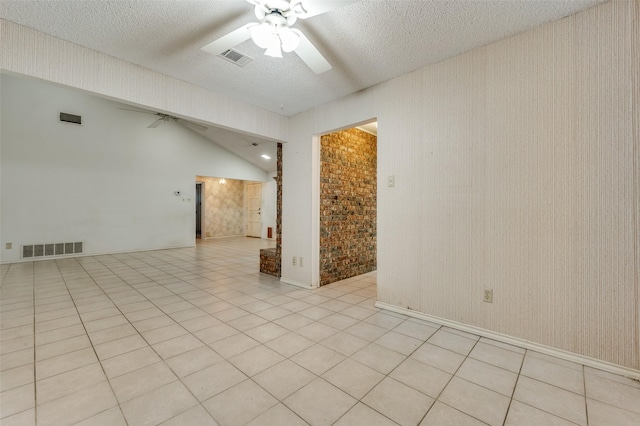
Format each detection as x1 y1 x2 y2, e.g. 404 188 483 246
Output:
196 176 245 238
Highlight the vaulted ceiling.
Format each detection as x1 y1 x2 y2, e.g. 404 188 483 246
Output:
0 0 606 172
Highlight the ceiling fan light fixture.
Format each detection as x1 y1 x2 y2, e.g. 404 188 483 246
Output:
279 27 300 52
264 38 283 57
250 22 275 49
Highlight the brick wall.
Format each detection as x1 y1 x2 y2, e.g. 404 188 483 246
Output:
260 142 282 277
320 128 377 285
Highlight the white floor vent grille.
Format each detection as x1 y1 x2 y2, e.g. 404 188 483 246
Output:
22 242 83 259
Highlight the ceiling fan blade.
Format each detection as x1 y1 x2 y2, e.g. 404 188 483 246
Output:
201 24 256 56
296 0 358 19
148 118 164 128
175 118 208 132
294 30 332 74
117 107 156 115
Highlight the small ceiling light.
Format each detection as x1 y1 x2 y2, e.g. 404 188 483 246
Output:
261 154 271 160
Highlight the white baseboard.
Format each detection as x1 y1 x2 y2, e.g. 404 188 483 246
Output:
279 277 317 289
375 301 640 381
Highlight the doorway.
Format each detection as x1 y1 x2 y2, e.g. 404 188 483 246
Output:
246 182 262 238
195 182 203 238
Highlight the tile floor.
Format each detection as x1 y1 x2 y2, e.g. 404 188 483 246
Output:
1 237 639 425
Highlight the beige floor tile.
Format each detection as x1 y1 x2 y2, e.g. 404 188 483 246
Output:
203 379 278 426
36 334 91 361
587 398 640 425
36 362 107 404
1 325 33 342
456 357 518 397
469 342 524 373
334 402 399 426
420 401 487 426
37 381 118 426
584 372 640 414
120 381 198 426
246 403 307 426
505 400 578 425
35 306 77 323
78 307 123 323
341 305 376 320
526 350 583 371
323 358 384 399
123 306 165 322
295 322 339 342
101 346 161 378
243 322 289 343
0 407 35 426
83 315 129 333
88 323 138 345
291 343 346 375
427 329 477 355
207 331 256 356
110 361 177 403
226 314 269 332
264 332 315 357
133 315 177 333
182 361 247 401
375 331 423 355
36 347 97 380
160 404 219 426
321 331 369 356
439 377 511 426
254 359 316 400
513 376 587 425
393 320 439 340
0 364 34 392
362 377 434 426
390 357 452 398
284 378 357 426
364 312 406 330
75 406 128 426
521 354 584 395
94 334 148 360
34 324 86 346
273 313 316 331
214 307 250 322
0 383 34 419
410 343 466 374
165 345 223 378
140 324 187 344
179 314 221 332
254 306 291 321
229 345 284 376
153 334 204 359
34 315 79 333
352 343 407 374
191 322 236 344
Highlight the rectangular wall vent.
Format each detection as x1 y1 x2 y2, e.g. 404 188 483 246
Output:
59 112 82 125
218 49 253 67
22 242 84 259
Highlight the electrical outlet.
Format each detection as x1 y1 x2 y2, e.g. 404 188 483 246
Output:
299 257 303 267
5 242 12 249
292 256 297 266
483 289 493 303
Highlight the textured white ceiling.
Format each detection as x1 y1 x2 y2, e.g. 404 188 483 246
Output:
0 0 606 172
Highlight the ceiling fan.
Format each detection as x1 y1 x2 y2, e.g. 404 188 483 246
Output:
201 0 355 74
118 108 208 132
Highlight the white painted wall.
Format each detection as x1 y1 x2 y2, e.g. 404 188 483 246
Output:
0 74 267 262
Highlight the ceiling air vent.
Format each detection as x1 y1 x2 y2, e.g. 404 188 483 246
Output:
59 112 82 125
218 49 253 67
